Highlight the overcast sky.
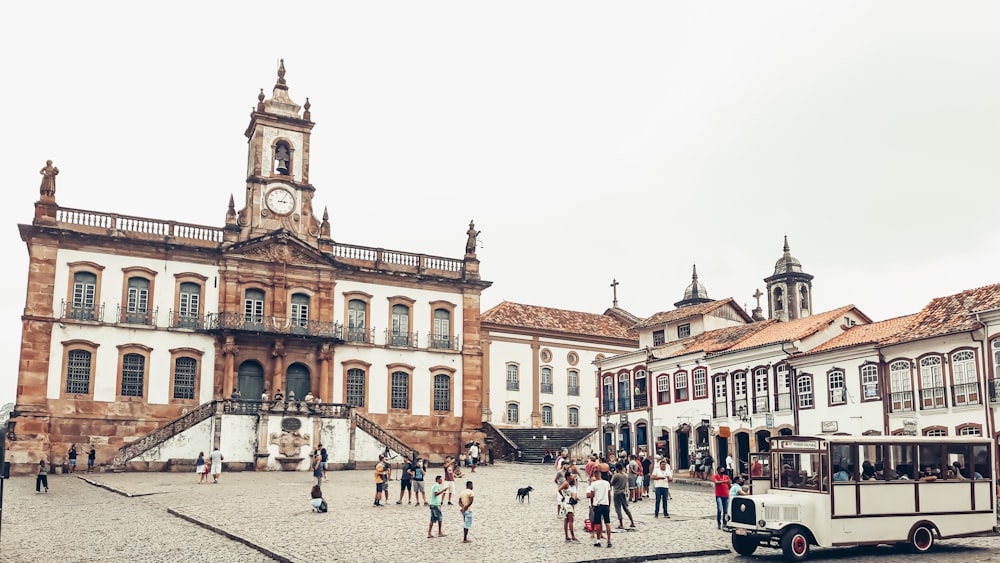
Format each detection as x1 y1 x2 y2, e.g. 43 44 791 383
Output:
4 2 1000 405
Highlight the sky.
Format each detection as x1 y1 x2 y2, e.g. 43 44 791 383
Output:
3 2 1000 404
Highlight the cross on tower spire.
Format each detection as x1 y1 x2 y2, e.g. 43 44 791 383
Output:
610 278 620 308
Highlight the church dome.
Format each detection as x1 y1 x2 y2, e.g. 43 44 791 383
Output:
773 236 803 275
674 264 713 308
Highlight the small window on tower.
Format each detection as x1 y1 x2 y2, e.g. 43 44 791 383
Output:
274 142 291 175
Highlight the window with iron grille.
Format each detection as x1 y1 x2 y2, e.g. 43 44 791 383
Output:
121 353 145 397
173 357 197 400
346 368 365 407
390 371 409 409
66 349 91 394
433 373 450 411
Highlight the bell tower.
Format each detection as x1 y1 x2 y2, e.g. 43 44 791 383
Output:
237 59 322 243
765 236 814 321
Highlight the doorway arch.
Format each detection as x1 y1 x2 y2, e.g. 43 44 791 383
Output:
238 360 264 400
735 432 750 476
620 425 631 453
286 362 311 400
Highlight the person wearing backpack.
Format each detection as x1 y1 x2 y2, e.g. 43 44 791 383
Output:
412 457 427 505
397 454 416 504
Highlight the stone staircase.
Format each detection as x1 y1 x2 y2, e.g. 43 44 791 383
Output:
497 427 597 463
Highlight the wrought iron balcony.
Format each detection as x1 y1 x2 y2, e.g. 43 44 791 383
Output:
919 387 947 410
116 305 158 326
567 385 580 396
618 398 632 411
951 382 981 406
602 400 616 414
732 398 748 418
387 331 415 347
506 381 519 391
775 392 792 411
889 390 915 412
60 300 105 322
429 334 460 351
634 394 648 408
990 380 1000 403
540 383 553 394
202 312 344 339
169 310 203 329
345 327 373 344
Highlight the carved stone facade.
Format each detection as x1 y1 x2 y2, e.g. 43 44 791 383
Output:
10 63 492 474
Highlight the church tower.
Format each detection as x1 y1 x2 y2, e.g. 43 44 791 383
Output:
673 264 714 308
765 236 813 321
235 59 323 243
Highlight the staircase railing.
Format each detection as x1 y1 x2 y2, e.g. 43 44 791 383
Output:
481 422 520 462
353 411 417 459
113 400 220 469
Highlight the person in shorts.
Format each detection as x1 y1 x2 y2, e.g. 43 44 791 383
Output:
587 471 612 548
397 455 415 504
412 458 427 505
459 480 474 543
427 475 445 538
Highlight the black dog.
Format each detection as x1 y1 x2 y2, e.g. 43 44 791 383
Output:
516 486 534 503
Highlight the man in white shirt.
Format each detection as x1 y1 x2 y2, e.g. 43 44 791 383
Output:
210 447 224 483
725 454 735 478
650 458 673 517
469 442 480 473
587 474 613 548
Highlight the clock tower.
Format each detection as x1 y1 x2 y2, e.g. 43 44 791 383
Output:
237 59 323 243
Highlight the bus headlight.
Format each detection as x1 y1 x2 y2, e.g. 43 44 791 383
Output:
758 519 766 527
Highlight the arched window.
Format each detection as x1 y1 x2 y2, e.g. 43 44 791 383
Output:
753 367 769 412
568 407 579 427
431 308 451 349
541 405 553 426
391 304 410 346
733 371 747 414
72 271 98 320
244 289 265 326
390 371 409 410
889 360 913 412
567 370 580 396
714 375 728 417
346 368 366 407
125 277 150 324
656 374 670 404
919 356 945 409
675 371 688 402
506 364 519 391
433 373 451 412
541 367 553 394
347 299 367 343
796 374 813 409
860 364 879 400
506 403 519 424
634 369 647 407
66 349 92 395
693 367 708 399
290 293 310 329
774 287 784 310
177 282 201 328
602 375 615 412
951 350 978 405
800 286 809 311
617 373 631 411
828 369 845 405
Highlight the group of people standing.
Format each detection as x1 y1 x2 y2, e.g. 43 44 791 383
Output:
34 445 99 493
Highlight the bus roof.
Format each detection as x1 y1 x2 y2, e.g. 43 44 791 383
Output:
770 435 991 445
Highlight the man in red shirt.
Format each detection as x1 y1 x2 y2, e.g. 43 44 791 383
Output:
713 465 732 529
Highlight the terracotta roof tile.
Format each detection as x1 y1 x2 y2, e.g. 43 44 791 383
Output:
632 298 752 329
664 322 774 358
881 283 1000 346
481 301 637 340
718 305 867 353
797 314 919 357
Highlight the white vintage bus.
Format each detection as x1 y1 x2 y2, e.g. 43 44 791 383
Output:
729 435 996 561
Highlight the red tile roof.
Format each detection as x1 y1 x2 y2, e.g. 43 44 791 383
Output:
665 322 774 357
880 283 1000 345
717 304 868 353
481 301 638 340
795 314 919 357
632 298 752 329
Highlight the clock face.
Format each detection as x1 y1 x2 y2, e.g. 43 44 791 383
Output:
266 188 295 215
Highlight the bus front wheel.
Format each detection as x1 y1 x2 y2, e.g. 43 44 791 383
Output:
909 524 935 553
731 533 758 556
780 526 811 561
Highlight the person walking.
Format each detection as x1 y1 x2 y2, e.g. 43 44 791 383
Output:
443 456 456 505
610 463 635 529
428 475 446 538
397 454 415 504
713 465 732 529
458 480 474 543
210 446 224 484
374 454 388 507
650 457 672 517
87 446 96 473
640 453 653 498
35 460 49 493
196 451 206 483
67 445 78 474
558 472 580 542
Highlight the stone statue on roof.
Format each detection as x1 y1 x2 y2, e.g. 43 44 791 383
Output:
39 160 58 198
465 220 480 255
